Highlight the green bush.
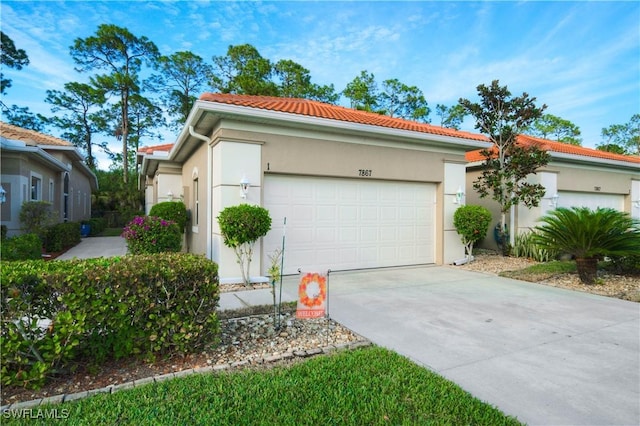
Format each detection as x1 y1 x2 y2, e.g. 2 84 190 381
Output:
218 204 272 285
19 201 55 239
150 201 188 233
1 253 220 389
87 217 107 236
122 215 182 254
453 205 492 263
512 230 558 262
1 225 7 240
0 233 42 261
44 222 81 252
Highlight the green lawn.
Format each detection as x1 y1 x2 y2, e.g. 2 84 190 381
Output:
500 260 576 281
98 227 124 237
4 347 521 425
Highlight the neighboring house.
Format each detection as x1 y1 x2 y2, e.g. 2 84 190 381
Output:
466 134 640 250
138 94 491 279
1 122 98 237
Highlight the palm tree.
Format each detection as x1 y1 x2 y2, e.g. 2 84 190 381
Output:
533 207 640 284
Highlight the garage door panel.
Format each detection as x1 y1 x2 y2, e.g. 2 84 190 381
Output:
557 191 624 210
263 175 435 274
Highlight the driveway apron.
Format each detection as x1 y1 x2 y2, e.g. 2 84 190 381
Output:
311 266 639 425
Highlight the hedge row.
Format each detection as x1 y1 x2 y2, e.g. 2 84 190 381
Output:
1 253 220 389
44 221 81 252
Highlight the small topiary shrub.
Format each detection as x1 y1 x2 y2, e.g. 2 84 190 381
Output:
150 201 188 233
218 204 272 286
453 205 492 264
0 233 42 261
1 253 220 389
121 215 182 254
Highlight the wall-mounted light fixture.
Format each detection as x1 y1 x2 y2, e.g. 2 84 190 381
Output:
454 186 464 205
167 190 174 202
633 200 640 209
0 185 6 204
550 193 559 208
240 175 250 199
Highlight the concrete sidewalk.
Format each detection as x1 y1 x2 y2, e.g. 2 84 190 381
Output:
56 236 128 260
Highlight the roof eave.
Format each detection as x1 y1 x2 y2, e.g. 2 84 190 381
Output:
1 141 70 172
170 101 492 161
550 151 640 171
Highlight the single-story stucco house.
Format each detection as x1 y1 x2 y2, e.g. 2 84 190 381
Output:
0 122 98 237
139 94 640 279
466 134 640 250
138 94 493 279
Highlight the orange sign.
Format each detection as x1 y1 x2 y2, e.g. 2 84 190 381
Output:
296 272 327 319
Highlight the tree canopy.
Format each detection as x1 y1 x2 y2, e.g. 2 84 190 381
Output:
1 31 29 96
459 80 550 248
598 114 639 155
527 113 582 145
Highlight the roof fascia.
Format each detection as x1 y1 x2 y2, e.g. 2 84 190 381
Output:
171 101 491 159
1 140 70 172
39 144 98 189
550 151 640 171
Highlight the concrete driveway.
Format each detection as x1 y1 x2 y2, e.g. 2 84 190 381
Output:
291 266 639 425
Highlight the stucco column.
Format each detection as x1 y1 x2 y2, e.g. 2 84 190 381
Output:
210 140 263 281
443 162 466 264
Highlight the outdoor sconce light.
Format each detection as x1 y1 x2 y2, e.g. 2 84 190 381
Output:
0 185 6 204
454 186 464 205
550 193 559 208
633 200 640 209
167 190 174 201
240 175 250 199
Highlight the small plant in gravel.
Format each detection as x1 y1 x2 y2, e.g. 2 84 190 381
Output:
453 205 492 264
533 207 640 284
121 215 182 254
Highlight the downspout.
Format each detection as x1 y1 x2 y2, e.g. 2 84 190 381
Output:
189 126 213 260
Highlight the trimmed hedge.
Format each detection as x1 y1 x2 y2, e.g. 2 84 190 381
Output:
1 253 220 389
0 233 42 261
150 201 188 233
44 221 81 252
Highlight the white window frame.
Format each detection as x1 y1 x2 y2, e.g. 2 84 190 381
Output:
30 173 42 201
49 179 55 203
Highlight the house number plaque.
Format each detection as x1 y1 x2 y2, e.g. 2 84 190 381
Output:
358 169 373 177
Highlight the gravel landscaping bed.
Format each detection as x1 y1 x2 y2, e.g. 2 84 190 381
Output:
457 253 640 302
2 309 365 406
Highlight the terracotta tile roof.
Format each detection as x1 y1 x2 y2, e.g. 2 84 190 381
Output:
465 134 640 164
0 121 72 147
138 143 174 155
199 93 489 142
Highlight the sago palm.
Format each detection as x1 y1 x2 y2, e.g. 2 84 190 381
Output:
533 207 640 284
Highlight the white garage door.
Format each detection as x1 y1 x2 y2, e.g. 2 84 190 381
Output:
557 191 624 211
262 175 436 275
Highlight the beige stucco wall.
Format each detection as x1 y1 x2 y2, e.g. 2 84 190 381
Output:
466 159 640 251
181 144 209 256
195 120 469 278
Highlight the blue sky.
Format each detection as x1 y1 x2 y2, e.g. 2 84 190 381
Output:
1 1 639 169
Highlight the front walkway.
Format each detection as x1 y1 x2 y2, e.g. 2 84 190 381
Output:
56 236 128 260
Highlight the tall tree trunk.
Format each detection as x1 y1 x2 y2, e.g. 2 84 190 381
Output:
121 89 129 184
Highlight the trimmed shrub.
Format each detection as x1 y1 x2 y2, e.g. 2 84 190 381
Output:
1 225 7 240
122 215 182 254
44 222 81 252
1 253 220 389
87 217 107 236
150 201 188 233
218 204 272 285
0 233 42 261
453 205 492 263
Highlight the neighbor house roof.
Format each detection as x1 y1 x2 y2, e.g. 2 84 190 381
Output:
198 93 489 143
138 143 174 155
465 134 640 165
0 121 73 147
